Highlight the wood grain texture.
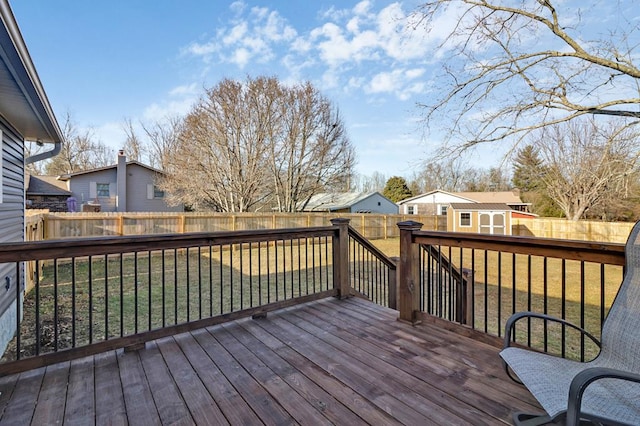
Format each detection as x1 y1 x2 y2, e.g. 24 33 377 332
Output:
0 297 543 425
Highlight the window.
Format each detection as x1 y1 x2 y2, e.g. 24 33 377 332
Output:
407 205 415 215
153 186 165 198
96 183 110 197
460 212 471 227
147 184 165 199
440 205 448 216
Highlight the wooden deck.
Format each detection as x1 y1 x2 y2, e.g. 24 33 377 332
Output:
0 297 541 425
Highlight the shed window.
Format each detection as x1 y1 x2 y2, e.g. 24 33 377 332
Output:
460 212 471 227
96 183 110 197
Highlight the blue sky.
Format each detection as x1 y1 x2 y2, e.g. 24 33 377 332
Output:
11 0 461 179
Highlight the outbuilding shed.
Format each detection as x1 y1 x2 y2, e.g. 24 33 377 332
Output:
447 203 514 235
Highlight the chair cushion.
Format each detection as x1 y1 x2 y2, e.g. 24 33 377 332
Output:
500 347 640 424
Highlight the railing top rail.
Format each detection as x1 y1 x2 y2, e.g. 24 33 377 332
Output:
0 226 337 262
412 230 625 265
347 225 397 269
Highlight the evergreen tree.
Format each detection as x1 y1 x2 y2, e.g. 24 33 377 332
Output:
512 145 563 217
383 176 413 203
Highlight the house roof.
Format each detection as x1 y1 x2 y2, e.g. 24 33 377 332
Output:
449 203 514 211
452 191 526 205
301 192 384 211
57 161 165 180
26 175 70 196
396 190 476 205
0 0 62 143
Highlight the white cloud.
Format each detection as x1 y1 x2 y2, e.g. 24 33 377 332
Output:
223 22 248 45
169 83 199 97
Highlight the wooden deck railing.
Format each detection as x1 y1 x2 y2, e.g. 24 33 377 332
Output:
397 221 626 361
0 223 349 374
0 218 397 375
347 225 397 308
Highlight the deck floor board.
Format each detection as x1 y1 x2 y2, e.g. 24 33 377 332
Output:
0 297 543 425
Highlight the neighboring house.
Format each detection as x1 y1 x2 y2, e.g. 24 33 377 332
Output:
58 151 184 213
397 189 530 215
25 174 71 211
0 0 64 352
397 190 475 216
453 191 531 212
300 192 399 214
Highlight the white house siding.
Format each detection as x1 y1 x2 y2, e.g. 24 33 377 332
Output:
399 191 475 215
126 164 182 212
69 169 118 211
0 121 25 353
352 194 399 214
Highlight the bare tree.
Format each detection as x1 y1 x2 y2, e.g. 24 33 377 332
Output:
141 115 183 171
411 1 640 152
164 78 271 212
409 158 470 193
121 117 145 162
269 81 355 212
532 118 640 220
358 171 387 193
45 111 113 175
163 77 355 212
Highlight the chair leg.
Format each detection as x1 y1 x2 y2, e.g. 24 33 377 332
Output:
513 412 553 426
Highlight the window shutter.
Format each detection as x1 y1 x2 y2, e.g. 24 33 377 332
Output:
89 181 96 199
147 184 153 200
109 182 116 197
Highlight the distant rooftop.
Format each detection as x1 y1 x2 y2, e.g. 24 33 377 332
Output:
300 192 379 211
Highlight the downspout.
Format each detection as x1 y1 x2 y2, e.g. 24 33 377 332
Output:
25 141 61 164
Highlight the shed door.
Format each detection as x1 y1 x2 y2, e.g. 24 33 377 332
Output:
479 212 506 235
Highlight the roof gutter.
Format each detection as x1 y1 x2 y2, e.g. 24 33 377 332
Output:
25 141 61 164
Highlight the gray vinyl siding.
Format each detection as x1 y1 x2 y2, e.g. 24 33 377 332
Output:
68 169 117 211
0 120 24 331
352 194 399 214
67 164 182 213
126 164 182 212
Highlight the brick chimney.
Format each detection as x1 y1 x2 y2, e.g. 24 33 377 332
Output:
116 150 127 212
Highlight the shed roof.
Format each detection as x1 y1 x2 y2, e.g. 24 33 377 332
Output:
0 0 62 143
26 175 70 196
449 203 514 211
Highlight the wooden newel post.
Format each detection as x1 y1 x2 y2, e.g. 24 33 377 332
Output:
397 221 423 324
330 218 351 299
389 257 399 310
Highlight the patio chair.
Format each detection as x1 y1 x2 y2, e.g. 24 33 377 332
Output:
500 221 640 426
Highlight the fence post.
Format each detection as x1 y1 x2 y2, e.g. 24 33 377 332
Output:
330 218 351 299
397 221 423 324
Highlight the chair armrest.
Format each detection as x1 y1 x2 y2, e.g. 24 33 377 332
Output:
503 311 601 351
567 367 640 426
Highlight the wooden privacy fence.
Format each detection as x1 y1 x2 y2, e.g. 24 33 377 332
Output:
512 217 635 243
40 212 447 240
